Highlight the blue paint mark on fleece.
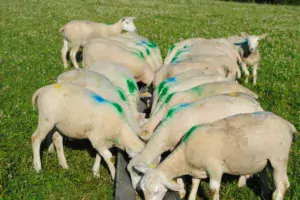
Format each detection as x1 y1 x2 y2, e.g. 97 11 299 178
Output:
165 77 177 83
92 94 107 103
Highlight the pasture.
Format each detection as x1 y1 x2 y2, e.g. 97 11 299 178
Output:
0 0 299 199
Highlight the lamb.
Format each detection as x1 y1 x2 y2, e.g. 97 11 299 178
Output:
82 39 154 86
153 61 237 88
151 73 230 115
128 93 264 192
135 112 296 200
31 83 145 180
143 81 259 136
226 32 268 85
60 17 136 69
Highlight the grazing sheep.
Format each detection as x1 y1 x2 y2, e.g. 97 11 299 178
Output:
227 32 268 85
60 17 136 69
143 82 259 136
82 40 154 86
135 112 296 200
153 61 237 88
86 60 140 117
31 83 145 180
90 32 163 72
164 37 206 65
128 93 263 191
151 73 230 115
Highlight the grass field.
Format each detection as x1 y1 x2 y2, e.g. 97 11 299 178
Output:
0 0 299 199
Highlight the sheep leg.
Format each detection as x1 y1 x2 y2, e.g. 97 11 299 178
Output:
61 39 69 68
240 62 249 84
270 159 290 200
252 63 258 86
92 154 101 178
52 131 69 169
207 166 222 200
176 178 186 199
32 117 54 172
89 139 116 180
70 45 80 69
188 178 200 200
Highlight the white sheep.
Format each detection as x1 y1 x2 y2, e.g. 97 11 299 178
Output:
227 32 268 85
128 93 264 193
151 72 230 115
135 112 296 200
82 39 154 86
31 83 144 180
60 17 136 69
89 32 163 72
143 82 259 136
153 60 238 88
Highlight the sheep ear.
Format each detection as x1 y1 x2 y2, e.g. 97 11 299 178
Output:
133 163 151 174
259 33 268 40
241 32 249 38
131 17 136 21
163 179 183 191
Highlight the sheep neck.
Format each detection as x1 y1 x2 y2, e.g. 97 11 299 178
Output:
157 146 189 180
109 22 122 35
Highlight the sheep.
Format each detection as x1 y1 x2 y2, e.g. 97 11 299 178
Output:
31 83 145 180
85 60 140 116
91 32 163 72
153 61 237 88
151 69 224 114
82 39 154 86
47 69 145 158
135 112 296 200
164 37 206 65
143 81 259 136
151 73 230 115
60 17 136 69
127 93 264 192
227 32 268 85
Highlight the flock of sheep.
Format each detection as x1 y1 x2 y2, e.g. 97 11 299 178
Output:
31 17 296 200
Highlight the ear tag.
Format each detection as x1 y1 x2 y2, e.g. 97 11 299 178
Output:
54 84 62 88
170 179 177 183
229 92 238 97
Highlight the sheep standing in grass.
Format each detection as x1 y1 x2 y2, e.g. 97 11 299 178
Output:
136 112 296 200
31 83 145 180
128 93 264 192
143 82 259 136
227 32 268 85
60 17 136 69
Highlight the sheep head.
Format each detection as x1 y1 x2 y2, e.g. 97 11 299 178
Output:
241 32 268 53
120 17 137 32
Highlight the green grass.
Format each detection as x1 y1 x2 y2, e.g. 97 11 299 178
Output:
0 0 299 199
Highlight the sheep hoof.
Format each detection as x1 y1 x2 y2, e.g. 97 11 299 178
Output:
238 176 246 188
93 171 100 178
179 189 186 199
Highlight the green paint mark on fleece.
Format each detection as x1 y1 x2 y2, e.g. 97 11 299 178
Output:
181 125 201 143
157 82 167 94
133 50 145 60
168 44 176 54
145 41 158 48
191 86 204 96
160 86 169 100
126 79 138 93
146 48 150 55
117 90 127 101
91 93 123 114
111 102 124 114
164 92 175 104
163 103 189 122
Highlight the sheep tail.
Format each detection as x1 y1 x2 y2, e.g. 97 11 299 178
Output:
32 87 43 111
